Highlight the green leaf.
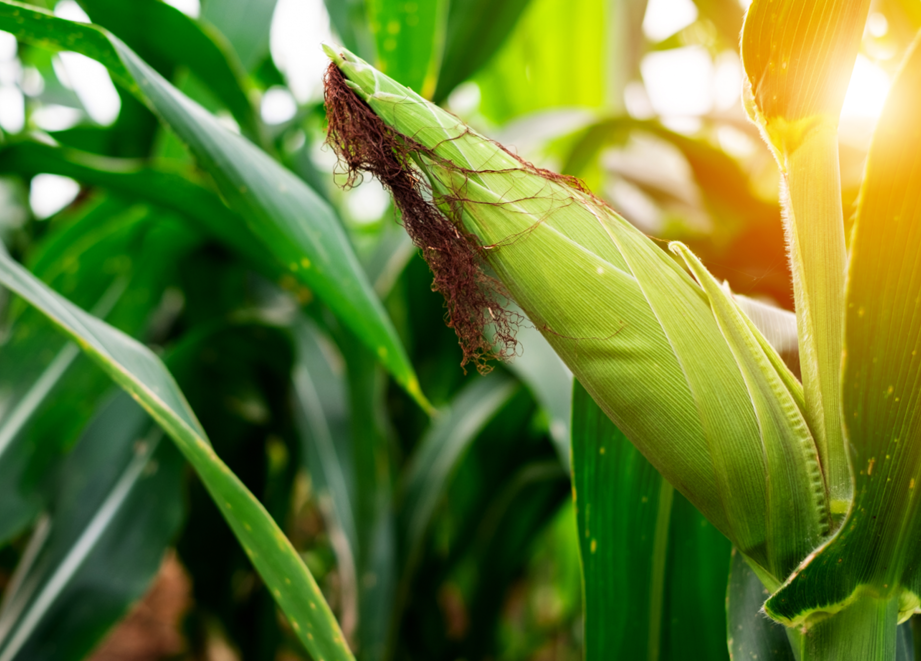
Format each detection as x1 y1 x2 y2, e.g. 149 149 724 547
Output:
432 0 532 103
727 551 797 661
366 0 447 97
200 0 277 70
399 372 519 574
78 0 259 138
741 0 871 508
765 32 921 632
0 200 195 544
473 0 605 123
0 141 278 277
572 380 731 660
0 394 184 661
0 1 428 410
0 252 354 661
741 0 871 126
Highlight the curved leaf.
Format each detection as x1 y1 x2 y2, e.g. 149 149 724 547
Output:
0 1 428 411
0 141 280 278
0 202 194 543
0 251 354 661
741 0 870 508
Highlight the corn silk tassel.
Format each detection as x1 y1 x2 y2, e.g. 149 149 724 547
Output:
322 45 832 597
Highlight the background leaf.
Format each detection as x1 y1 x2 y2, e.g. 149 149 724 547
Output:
0 393 184 661
0 249 354 661
572 380 731 661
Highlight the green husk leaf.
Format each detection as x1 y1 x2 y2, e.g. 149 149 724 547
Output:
672 242 826 579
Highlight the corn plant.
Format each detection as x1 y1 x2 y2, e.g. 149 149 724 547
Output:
0 0 918 659
321 0 921 657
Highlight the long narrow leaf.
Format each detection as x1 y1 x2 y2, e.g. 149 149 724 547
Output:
765 33 921 638
0 251 354 661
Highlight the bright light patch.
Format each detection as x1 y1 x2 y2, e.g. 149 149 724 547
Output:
841 55 890 119
643 0 698 42
642 46 713 117
30 174 80 219
0 31 16 61
713 52 742 111
346 179 390 225
270 0 334 103
163 0 201 18
56 52 121 125
53 0 90 22
261 86 298 124
32 105 83 131
0 86 24 133
867 12 888 38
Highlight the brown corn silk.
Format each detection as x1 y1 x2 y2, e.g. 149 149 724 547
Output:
324 62 522 372
324 63 603 371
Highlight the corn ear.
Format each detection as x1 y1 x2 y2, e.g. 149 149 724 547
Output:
324 45 828 583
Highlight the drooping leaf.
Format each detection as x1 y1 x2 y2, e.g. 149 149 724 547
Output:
0 201 195 544
0 394 184 661
0 141 279 278
765 34 921 639
0 251 354 661
0 1 428 410
741 0 871 127
572 380 731 661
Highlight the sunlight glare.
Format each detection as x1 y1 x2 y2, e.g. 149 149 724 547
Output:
643 0 698 42
841 55 890 119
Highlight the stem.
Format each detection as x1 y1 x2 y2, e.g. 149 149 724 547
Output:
781 119 849 511
790 594 899 661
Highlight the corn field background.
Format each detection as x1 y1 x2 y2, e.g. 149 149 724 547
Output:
0 0 916 659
